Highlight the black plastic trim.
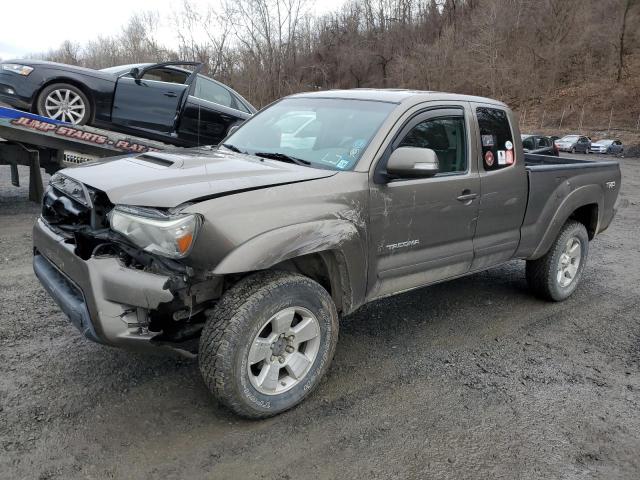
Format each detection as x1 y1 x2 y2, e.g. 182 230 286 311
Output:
33 252 104 344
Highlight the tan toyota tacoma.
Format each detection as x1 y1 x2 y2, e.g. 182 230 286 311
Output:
33 90 621 418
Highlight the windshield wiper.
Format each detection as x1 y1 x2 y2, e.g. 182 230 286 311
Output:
254 152 311 166
221 143 243 153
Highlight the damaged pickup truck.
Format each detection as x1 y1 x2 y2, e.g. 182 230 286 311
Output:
33 89 621 418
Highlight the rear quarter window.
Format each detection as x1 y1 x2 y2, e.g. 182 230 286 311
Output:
476 107 515 170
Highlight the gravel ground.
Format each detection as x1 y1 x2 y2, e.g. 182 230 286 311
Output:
1 155 639 480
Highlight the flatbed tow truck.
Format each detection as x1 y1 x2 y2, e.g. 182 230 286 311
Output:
0 105 178 202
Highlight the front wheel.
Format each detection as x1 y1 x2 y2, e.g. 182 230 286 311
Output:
36 83 91 125
526 220 589 301
199 271 339 418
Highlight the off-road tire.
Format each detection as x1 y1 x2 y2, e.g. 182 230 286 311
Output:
199 271 339 419
526 220 589 301
36 83 92 125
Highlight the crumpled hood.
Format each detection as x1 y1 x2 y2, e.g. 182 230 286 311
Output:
62 149 337 208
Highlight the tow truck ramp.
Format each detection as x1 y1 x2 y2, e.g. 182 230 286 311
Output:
0 106 177 202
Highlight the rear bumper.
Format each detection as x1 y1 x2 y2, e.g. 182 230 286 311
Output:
33 217 175 350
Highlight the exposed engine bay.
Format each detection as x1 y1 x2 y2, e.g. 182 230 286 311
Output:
39 178 222 355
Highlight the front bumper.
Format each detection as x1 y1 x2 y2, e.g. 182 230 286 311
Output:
0 72 35 110
33 218 175 350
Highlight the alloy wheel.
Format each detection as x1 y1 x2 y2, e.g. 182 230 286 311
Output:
44 89 86 124
557 236 581 287
247 306 321 395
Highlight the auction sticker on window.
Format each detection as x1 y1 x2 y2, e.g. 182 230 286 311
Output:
505 140 513 150
506 150 514 164
484 150 495 167
482 135 495 147
498 150 506 165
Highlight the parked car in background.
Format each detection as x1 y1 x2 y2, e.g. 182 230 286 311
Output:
590 139 624 155
521 134 559 156
0 60 256 147
556 134 591 154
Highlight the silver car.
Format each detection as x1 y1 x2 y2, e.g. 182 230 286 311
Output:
556 135 591 154
590 139 623 155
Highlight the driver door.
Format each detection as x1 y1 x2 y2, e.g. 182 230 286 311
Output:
367 106 480 300
111 62 202 133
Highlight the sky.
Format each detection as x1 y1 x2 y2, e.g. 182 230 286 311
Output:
0 0 347 60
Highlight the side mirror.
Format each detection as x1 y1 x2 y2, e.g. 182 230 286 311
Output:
129 67 141 79
386 147 439 179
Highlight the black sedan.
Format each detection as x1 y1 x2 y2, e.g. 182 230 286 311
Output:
0 60 256 147
521 134 559 156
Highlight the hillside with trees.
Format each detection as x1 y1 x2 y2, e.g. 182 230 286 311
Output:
34 0 640 144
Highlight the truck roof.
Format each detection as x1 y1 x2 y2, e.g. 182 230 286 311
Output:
289 88 508 107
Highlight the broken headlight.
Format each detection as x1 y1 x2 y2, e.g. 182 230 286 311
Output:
109 206 201 259
49 172 92 207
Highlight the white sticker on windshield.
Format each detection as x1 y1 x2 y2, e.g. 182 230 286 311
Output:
505 140 513 150
498 150 506 165
336 159 350 170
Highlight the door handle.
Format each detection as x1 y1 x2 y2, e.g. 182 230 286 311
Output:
457 191 478 203
164 92 178 98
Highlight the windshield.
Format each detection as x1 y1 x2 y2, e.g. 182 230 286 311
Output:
598 139 613 145
560 135 579 142
223 97 396 171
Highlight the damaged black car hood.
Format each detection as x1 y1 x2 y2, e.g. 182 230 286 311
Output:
61 149 337 208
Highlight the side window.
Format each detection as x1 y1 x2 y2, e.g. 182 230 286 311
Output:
232 94 251 114
537 137 550 148
476 107 515 170
398 116 467 174
522 137 535 150
141 68 188 84
193 76 234 109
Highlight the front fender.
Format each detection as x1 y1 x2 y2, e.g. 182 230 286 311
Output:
213 219 367 310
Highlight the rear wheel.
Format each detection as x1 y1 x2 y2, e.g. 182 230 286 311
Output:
36 83 91 125
526 220 589 301
199 271 339 418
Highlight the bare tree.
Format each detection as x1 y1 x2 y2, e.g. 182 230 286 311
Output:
617 0 634 82
34 0 640 126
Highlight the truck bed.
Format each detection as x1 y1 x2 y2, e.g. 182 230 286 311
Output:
524 152 619 170
518 153 621 258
